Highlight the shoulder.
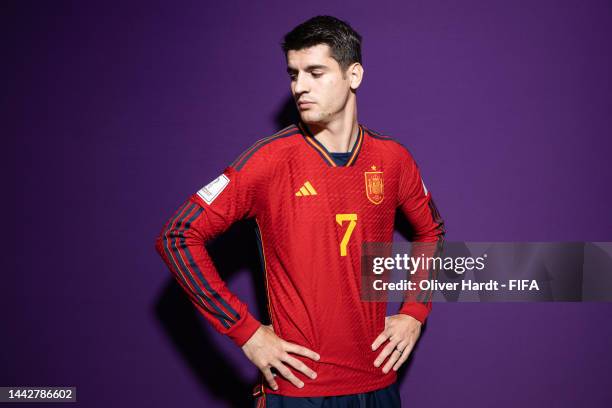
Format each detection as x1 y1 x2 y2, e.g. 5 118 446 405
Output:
230 124 302 172
362 124 415 163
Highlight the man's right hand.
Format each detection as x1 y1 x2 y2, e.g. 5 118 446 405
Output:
242 324 319 390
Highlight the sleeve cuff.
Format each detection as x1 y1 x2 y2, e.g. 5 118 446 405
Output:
226 312 262 347
398 302 431 324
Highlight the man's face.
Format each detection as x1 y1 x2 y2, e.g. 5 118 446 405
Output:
286 44 353 125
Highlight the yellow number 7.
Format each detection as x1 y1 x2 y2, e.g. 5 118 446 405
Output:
335 213 357 256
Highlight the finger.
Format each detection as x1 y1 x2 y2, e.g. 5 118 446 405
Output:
383 345 406 374
371 332 390 351
273 361 304 388
282 355 317 379
374 339 398 367
284 342 320 361
261 367 278 391
392 348 410 372
393 342 416 371
382 351 401 373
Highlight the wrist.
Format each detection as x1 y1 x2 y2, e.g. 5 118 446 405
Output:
398 302 430 324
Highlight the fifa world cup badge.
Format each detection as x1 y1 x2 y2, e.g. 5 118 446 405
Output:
364 165 384 204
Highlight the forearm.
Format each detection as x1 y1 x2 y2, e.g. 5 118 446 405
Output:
398 195 445 323
155 198 261 346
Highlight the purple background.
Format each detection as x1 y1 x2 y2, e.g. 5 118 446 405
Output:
5 1 612 407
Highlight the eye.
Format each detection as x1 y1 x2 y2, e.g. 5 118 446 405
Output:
311 72 323 78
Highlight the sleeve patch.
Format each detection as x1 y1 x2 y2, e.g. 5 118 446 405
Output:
197 174 230 204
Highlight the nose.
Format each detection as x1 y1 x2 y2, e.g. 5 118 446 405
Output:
293 72 308 96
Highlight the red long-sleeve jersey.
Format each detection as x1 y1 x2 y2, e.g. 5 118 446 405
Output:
155 122 445 397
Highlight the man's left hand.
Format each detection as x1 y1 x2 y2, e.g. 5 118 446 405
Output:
371 314 422 373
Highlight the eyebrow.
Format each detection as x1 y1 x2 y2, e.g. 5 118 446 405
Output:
286 64 328 74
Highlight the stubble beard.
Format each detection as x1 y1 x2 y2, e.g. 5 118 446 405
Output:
300 106 337 126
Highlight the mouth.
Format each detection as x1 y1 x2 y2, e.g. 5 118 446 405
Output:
297 101 315 109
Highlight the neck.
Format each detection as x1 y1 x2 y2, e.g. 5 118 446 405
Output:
303 102 359 153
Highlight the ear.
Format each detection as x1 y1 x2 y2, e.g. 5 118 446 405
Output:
348 63 364 90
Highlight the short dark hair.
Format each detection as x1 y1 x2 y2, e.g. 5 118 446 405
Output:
281 15 362 72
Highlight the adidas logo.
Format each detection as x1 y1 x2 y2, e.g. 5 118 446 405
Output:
295 181 318 197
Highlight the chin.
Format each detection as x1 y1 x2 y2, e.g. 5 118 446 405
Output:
299 112 324 125
298 112 314 124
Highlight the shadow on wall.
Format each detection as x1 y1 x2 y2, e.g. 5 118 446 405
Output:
274 93 301 128
153 94 436 405
152 96 298 406
155 219 267 407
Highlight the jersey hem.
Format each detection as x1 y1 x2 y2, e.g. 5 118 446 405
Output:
263 374 397 398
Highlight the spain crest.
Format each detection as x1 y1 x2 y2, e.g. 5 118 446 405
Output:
364 166 384 204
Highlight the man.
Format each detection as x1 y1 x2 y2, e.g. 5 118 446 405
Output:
155 15 445 407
